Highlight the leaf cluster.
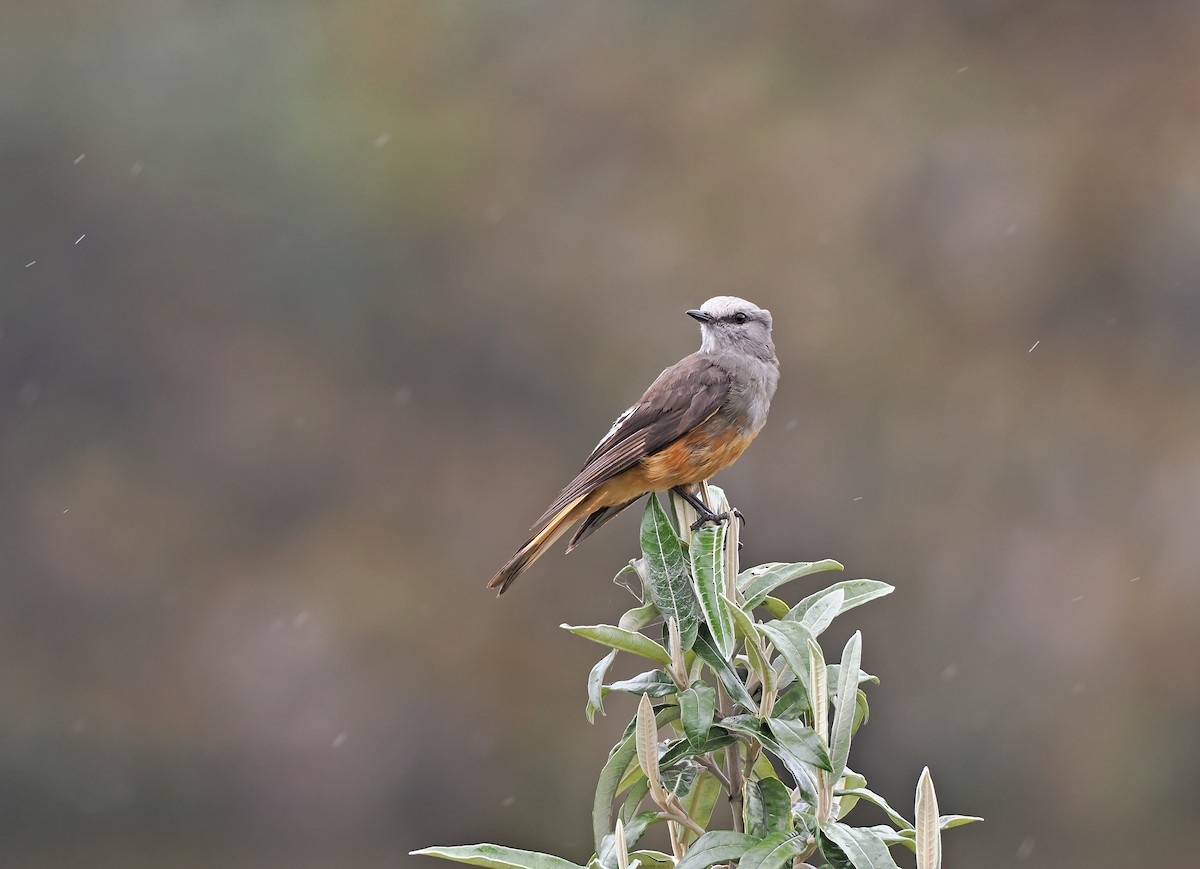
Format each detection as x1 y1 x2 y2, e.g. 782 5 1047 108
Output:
415 486 979 869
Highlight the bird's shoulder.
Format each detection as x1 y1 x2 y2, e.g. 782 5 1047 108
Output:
584 353 732 465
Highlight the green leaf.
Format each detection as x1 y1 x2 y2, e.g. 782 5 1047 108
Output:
829 632 862 782
593 706 680 852
915 767 940 869
751 749 780 782
619 777 651 823
738 830 809 869
661 762 699 797
787 581 894 625
739 560 844 609
771 679 810 721
674 831 760 869
862 825 915 850
689 522 736 659
820 822 901 869
759 775 794 835
597 812 660 869
743 779 767 838
658 729 737 768
797 589 845 638
938 814 984 829
693 627 757 711
681 769 722 844
768 718 833 772
853 689 870 736
411 845 584 869
586 650 619 723
761 595 791 619
758 620 815 691
618 602 660 631
679 683 718 749
640 495 701 651
723 593 775 701
614 561 645 601
606 670 678 699
563 624 672 667
626 851 674 869
824 665 878 692
834 788 913 831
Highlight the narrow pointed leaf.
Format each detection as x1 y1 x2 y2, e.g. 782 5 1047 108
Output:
738 830 809 869
915 767 940 869
410 845 584 869
689 522 736 658
723 593 775 699
674 831 760 869
693 627 757 710
598 812 660 869
787 580 894 624
829 632 862 781
821 822 901 869
739 560 844 609
679 683 718 749
640 495 701 650
634 694 664 801
587 650 619 722
808 639 828 742
593 706 679 852
563 624 672 667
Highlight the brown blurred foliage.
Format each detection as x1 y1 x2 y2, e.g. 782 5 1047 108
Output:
3 2 1200 867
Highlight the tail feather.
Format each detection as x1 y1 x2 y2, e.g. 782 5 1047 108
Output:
489 495 587 595
564 499 638 553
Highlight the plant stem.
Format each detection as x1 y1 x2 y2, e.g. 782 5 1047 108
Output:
728 739 744 832
696 754 732 791
667 819 683 860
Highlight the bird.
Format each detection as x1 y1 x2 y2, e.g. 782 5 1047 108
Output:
488 296 779 595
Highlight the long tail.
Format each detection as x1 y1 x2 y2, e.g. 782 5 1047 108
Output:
488 495 589 595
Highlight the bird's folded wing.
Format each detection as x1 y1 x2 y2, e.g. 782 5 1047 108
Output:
532 355 731 529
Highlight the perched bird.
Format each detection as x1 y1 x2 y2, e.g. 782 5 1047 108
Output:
489 296 779 595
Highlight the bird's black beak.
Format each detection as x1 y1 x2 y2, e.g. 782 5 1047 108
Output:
687 309 715 323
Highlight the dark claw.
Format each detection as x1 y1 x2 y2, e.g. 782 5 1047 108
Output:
690 510 742 533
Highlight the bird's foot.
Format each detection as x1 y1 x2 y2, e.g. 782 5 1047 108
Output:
690 509 746 532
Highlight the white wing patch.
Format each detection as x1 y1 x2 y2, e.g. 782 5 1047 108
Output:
594 404 636 453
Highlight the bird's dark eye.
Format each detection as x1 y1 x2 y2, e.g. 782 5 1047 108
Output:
733 312 749 324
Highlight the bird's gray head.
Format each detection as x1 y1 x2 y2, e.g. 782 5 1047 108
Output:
687 296 776 362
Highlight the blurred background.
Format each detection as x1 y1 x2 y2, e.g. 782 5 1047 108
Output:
3 1 1199 866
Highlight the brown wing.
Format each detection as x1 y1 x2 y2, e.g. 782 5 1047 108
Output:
532 354 732 529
